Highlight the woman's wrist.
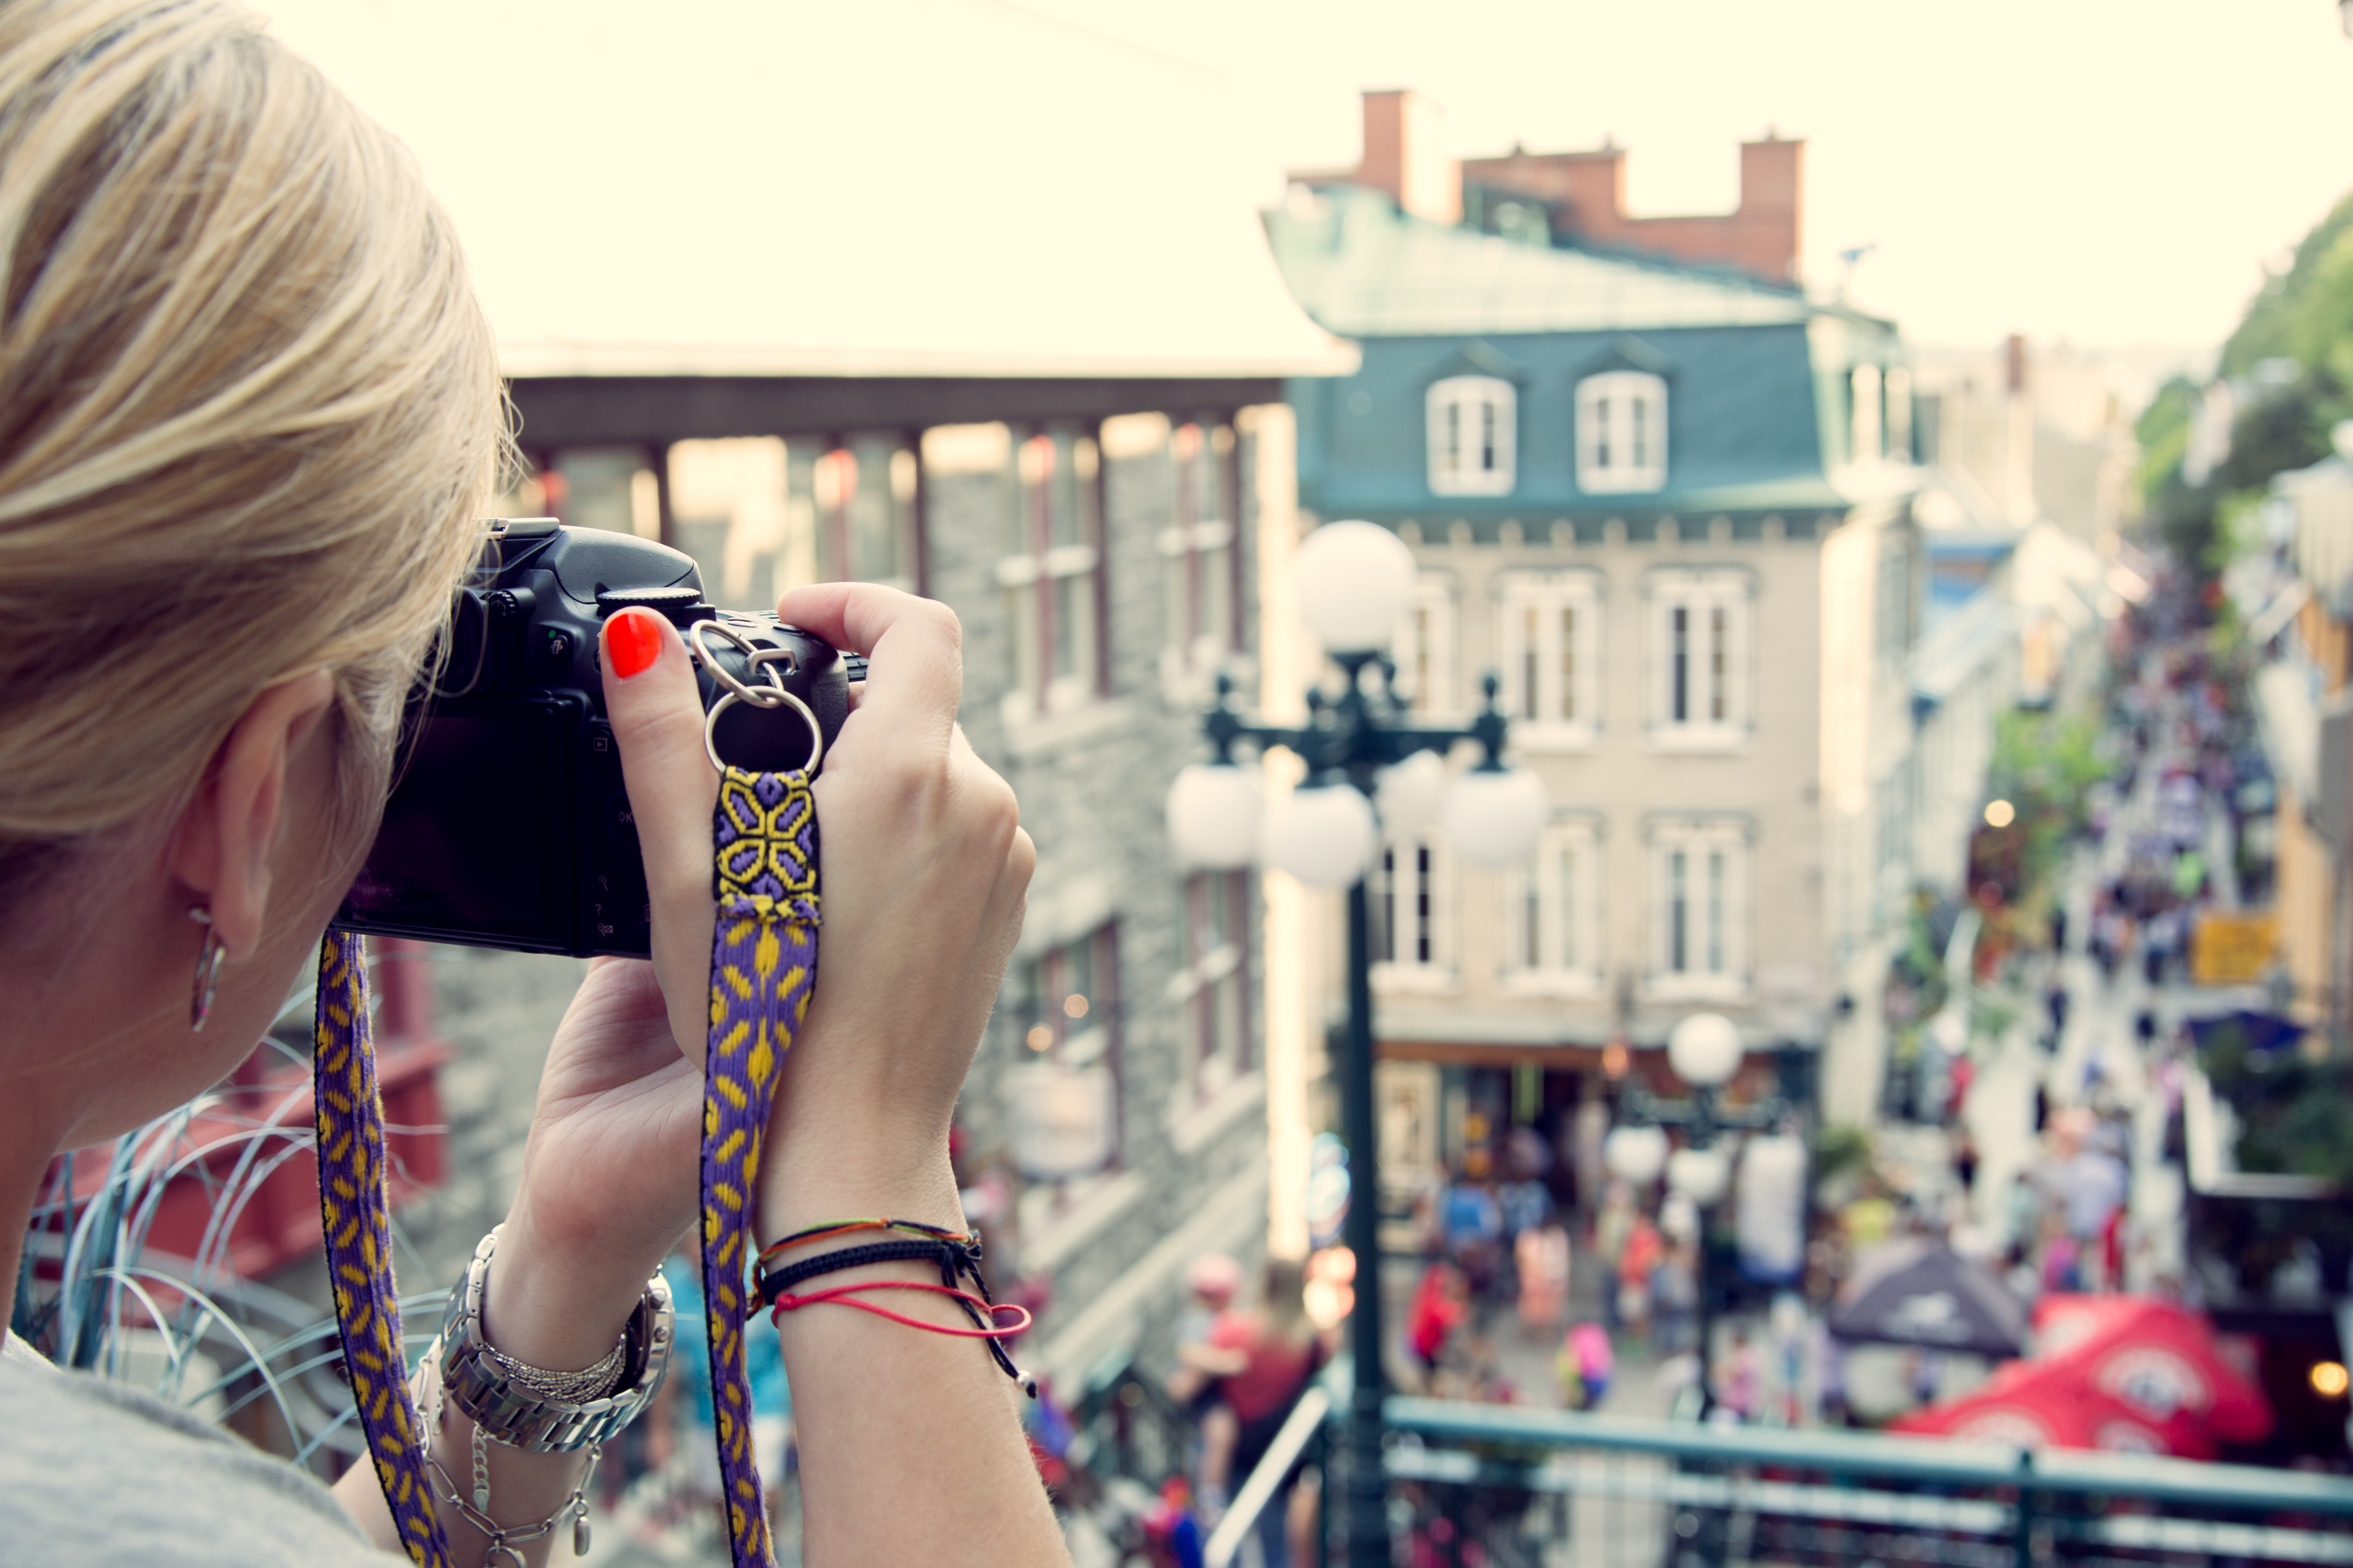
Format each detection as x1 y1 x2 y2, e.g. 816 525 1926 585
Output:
754 1122 963 1246
482 1204 660 1373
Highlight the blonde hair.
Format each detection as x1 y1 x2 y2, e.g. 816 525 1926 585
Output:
0 0 502 891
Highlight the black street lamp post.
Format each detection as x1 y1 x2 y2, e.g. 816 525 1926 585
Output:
1169 520 1546 1568
1617 1062 1787 1413
1194 659 1514 1568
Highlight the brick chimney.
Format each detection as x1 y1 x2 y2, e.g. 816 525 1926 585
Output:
1362 90 1461 225
1290 89 1463 225
2004 333 2034 524
1733 134 1802 282
1462 128 1805 285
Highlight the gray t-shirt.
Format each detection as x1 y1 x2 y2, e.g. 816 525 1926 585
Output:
0 1331 401 1564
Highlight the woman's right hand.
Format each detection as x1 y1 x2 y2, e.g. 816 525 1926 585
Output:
753 583 1034 1230
598 582 1032 1235
601 583 1065 1568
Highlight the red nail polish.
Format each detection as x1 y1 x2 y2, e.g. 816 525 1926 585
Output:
606 608 663 679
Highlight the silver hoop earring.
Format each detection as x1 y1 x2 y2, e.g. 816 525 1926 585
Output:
188 907 227 1033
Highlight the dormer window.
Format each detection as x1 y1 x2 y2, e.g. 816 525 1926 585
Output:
1576 370 1668 494
1426 376 1516 496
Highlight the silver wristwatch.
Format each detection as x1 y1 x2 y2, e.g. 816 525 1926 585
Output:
439 1226 675 1453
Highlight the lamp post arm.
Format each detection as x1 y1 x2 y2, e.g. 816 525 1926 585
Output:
1201 666 1511 788
1712 1101 1788 1133
1619 1086 1697 1129
1621 1086 1787 1136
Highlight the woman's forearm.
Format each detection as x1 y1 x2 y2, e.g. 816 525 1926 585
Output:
757 1145 1069 1567
332 1401 592 1568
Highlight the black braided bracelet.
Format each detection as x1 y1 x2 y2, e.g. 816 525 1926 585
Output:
756 1235 1034 1394
757 1237 978 1302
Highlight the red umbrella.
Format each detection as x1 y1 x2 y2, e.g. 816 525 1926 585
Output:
1890 1295 2270 1458
2032 1295 2270 1444
1892 1371 2185 1456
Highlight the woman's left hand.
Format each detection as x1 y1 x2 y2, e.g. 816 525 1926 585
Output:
478 955 704 1368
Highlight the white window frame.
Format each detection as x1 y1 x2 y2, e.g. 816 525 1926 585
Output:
1010 922 1126 1250
1850 364 1884 468
1426 375 1517 497
1497 571 1602 750
1389 574 1459 719
1373 832 1456 992
1158 421 1239 679
1576 370 1669 494
998 428 1104 726
1503 819 1603 996
1647 568 1752 750
1646 820 1749 1001
1174 870 1252 1104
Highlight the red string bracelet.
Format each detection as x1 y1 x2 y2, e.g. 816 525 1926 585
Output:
768 1278 1033 1341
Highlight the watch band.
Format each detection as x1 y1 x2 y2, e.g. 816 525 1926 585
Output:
439 1227 674 1453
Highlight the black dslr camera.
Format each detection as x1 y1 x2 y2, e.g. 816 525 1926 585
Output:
333 521 856 959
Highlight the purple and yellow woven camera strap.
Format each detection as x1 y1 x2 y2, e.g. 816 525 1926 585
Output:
697 765 819 1568
313 762 818 1568
314 931 448 1566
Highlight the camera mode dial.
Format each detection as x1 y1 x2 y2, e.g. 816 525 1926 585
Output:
595 585 709 628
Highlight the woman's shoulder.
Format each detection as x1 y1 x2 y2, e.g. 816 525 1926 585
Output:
0 1343 404 1565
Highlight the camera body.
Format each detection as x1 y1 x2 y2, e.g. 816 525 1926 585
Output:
333 521 853 959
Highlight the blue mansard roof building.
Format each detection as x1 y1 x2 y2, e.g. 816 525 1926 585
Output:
1269 184 1902 542
1260 164 1927 1131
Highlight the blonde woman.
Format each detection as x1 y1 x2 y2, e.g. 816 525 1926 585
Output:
0 3 1063 1564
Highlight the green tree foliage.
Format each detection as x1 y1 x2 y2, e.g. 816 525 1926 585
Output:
1987 707 2105 877
2197 1021 2353 1186
2135 376 2220 571
2220 189 2353 383
2132 189 2353 583
2134 375 2198 500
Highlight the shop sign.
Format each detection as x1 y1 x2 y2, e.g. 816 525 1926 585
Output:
1007 1061 1115 1180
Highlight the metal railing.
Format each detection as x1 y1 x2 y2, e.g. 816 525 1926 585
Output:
1206 1386 1332 1568
1062 1345 1196 1491
1211 1389 2353 1568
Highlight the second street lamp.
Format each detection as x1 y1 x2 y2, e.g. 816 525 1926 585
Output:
1167 519 1547 1568
1617 1010 1767 1415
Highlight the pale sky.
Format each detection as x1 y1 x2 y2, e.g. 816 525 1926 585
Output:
1004 0 2353 356
260 0 2353 368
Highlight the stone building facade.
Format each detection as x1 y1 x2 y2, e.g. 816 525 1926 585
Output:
1268 93 1923 1201
901 409 1293 1380
416 385 1323 1389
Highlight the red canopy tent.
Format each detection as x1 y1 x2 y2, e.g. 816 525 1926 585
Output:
1891 1295 2270 1458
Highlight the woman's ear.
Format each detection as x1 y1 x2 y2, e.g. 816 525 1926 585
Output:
169 671 339 960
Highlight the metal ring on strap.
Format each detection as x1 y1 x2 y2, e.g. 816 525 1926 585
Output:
703 685 825 777
748 645 802 681
688 618 787 709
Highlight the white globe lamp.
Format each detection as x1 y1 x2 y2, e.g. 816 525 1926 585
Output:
1440 766 1548 866
1260 782 1377 889
1166 761 1263 869
1667 1145 1732 1207
1295 521 1417 654
1660 1191 1700 1243
1603 1123 1668 1186
1374 750 1448 841
1667 1011 1743 1089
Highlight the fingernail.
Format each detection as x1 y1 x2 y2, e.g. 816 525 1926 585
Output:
606 608 663 679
